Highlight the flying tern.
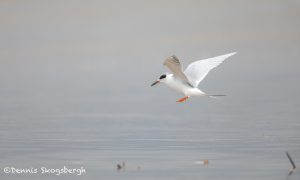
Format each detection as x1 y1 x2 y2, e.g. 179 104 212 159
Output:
151 52 236 102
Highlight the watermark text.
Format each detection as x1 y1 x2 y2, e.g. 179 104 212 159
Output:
3 166 86 176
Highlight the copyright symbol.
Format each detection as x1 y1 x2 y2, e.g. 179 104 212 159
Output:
4 167 11 173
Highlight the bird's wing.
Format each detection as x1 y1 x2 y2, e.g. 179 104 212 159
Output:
184 52 236 87
163 55 193 87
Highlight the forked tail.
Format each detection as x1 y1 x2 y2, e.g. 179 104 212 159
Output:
206 94 226 99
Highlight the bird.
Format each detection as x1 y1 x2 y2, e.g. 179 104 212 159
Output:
151 52 236 102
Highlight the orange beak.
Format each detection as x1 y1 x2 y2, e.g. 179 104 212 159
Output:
151 80 160 86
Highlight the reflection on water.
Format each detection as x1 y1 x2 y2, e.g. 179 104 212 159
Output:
1 112 299 180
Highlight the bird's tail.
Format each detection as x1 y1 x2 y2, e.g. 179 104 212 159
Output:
206 94 226 99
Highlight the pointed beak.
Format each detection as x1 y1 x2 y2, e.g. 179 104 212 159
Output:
151 80 160 87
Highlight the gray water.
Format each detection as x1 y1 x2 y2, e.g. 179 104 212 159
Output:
1 0 300 179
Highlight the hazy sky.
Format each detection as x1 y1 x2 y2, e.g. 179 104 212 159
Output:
0 0 300 118
1 2 300 179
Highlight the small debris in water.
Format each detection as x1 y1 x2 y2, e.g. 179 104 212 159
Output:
286 152 296 176
117 161 126 171
117 164 122 171
194 160 209 166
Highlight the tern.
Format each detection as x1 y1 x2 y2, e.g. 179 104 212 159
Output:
151 52 236 102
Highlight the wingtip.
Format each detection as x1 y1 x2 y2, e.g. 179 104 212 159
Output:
164 55 180 65
228 52 237 56
171 55 179 60
219 52 237 59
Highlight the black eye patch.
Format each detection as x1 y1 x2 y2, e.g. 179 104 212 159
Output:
159 74 166 79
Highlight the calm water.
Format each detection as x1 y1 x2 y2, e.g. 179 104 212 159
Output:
1 0 300 179
1 110 299 180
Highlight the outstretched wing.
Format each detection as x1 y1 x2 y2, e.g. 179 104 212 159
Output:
163 55 193 87
184 52 236 87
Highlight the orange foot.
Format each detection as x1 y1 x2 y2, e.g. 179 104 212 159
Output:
176 96 189 103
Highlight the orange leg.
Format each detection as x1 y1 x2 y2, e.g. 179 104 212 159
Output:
176 96 189 102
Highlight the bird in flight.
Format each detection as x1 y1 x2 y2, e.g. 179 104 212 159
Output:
151 52 236 102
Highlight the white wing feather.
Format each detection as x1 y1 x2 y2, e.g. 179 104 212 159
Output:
184 52 237 87
164 55 194 87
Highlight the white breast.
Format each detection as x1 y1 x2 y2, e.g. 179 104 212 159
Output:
164 75 205 96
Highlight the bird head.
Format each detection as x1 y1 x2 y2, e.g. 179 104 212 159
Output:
151 74 167 86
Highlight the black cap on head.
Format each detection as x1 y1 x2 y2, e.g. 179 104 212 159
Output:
159 74 166 79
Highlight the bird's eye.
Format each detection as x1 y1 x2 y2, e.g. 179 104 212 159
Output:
159 74 166 79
